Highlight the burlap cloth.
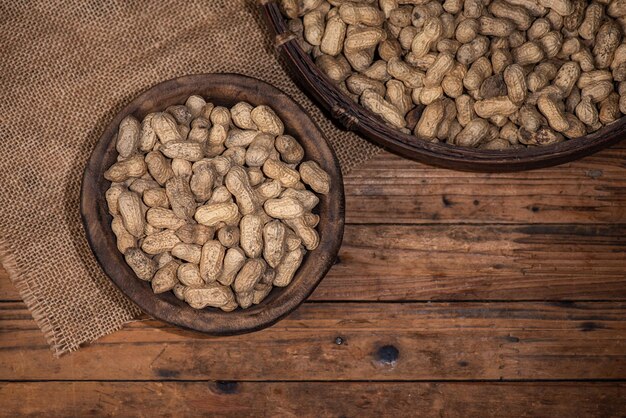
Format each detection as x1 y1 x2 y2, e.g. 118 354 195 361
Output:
0 0 381 356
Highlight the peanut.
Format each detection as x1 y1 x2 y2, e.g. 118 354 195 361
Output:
455 118 491 147
298 161 330 194
537 94 571 132
199 240 225 282
105 183 126 215
171 158 192 178
457 36 490 65
339 2 384 26
125 247 158 282
264 196 306 220
190 161 215 202
145 151 173 186
111 217 136 253
275 135 305 164
141 229 181 255
184 284 235 310
160 141 204 162
599 92 621 124
171 243 202 264
185 95 206 118
594 21 623 69
479 16 516 37
104 155 147 183
151 260 180 293
224 129 259 148
116 115 140 158
240 214 264 258
504 64 528 105
513 41 545 65
464 57 492 91
490 1 533 30
507 0 547 16
455 95 476 127
360 89 406 128
108 99 329 309
554 62 581 97
218 247 247 286
165 177 196 221
263 157 301 188
262 220 287 269
303 4 327 46
283 217 319 250
209 106 231 127
118 191 145 238
175 224 214 246
225 165 259 215
320 15 347 56
582 81 614 103
411 17 443 58
251 105 284 136
316 54 352 83
234 259 266 294
152 112 182 144
195 202 240 227
139 113 158 152
562 113 587 139
474 96 519 118
518 126 563 145
579 3 604 40
217 226 240 249
274 246 306 287
177 263 204 287
255 180 284 203
167 105 192 126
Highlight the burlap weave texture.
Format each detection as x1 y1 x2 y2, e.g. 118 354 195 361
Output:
0 0 381 355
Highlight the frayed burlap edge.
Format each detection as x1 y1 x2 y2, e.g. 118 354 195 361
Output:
0 236 137 357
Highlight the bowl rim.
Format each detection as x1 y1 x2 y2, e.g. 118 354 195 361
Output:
80 72 345 335
261 1 626 172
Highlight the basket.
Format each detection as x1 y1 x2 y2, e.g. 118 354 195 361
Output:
260 1 626 172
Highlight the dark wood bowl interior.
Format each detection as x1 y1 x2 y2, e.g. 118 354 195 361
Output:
81 73 345 335
261 1 626 172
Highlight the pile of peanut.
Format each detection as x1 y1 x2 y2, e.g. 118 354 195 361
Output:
104 97 330 311
282 0 626 148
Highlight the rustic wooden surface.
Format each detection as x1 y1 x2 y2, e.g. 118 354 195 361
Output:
2 143 626 416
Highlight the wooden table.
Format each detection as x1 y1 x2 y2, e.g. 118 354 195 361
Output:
1 147 626 416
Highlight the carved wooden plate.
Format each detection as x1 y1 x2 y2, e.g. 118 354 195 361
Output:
81 73 344 335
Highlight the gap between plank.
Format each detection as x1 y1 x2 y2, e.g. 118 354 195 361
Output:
1 379 626 383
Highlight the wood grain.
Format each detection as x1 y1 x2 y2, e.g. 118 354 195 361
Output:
1 381 624 417
316 223 626 300
3 223 625 302
345 150 626 225
3 301 625 381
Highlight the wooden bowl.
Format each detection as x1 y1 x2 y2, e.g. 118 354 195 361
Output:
260 1 626 172
81 73 345 335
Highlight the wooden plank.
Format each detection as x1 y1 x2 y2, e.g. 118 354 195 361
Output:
2 223 625 303
2 301 625 381
345 148 626 225
0 381 623 417
315 223 626 300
